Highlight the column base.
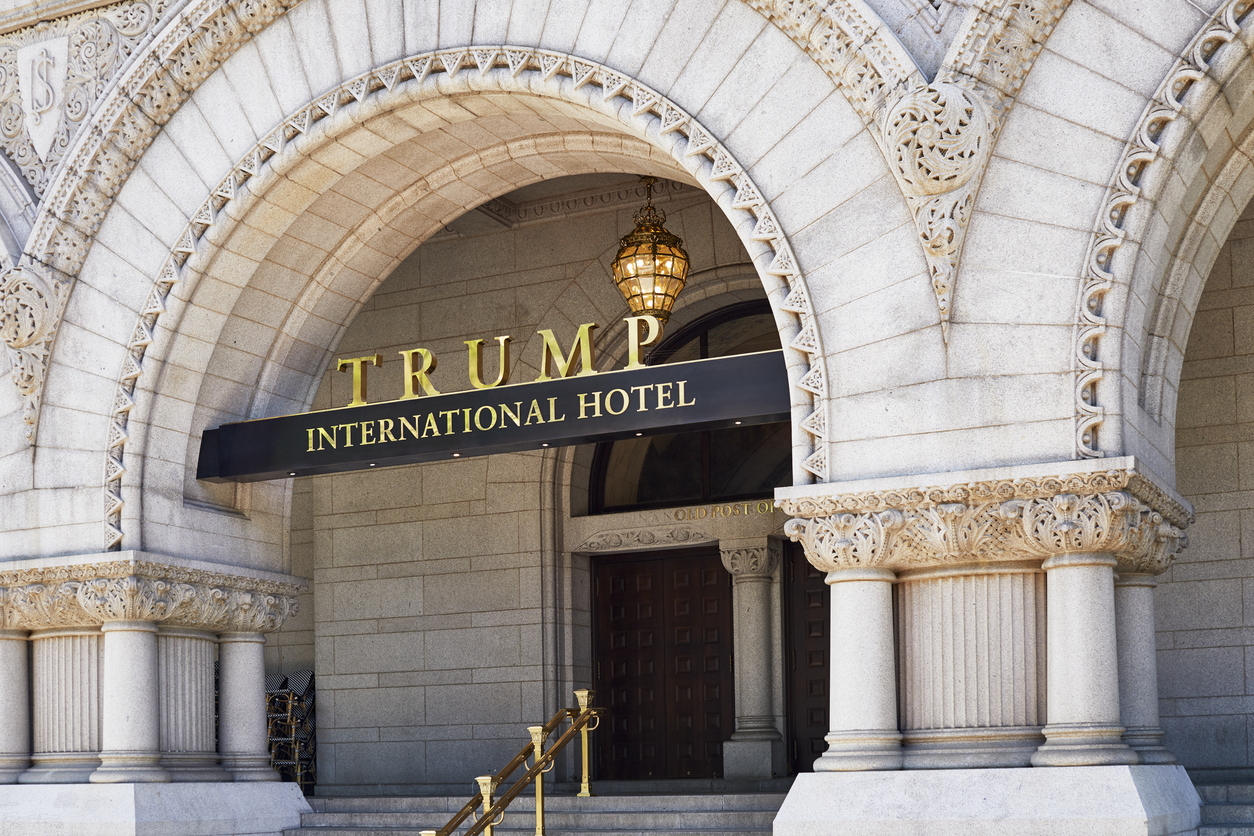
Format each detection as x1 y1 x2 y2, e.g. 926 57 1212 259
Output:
0 781 311 835
902 725 1044 769
813 730 903 772
91 750 171 783
774 765 1201 836
163 752 233 782
1031 723 1139 767
723 738 783 779
0 754 30 784
1124 725 1177 764
19 752 101 783
221 753 281 781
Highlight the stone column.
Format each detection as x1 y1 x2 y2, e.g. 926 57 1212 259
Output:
784 511 904 771
21 626 102 783
159 626 231 780
91 620 170 782
218 632 279 781
0 627 30 782
720 541 783 779
1030 553 1136 766
1115 572 1174 763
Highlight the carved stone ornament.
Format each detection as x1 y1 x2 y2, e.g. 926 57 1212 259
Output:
0 262 69 435
719 545 780 579
0 0 171 196
780 466 1190 574
577 526 714 553
0 558 303 632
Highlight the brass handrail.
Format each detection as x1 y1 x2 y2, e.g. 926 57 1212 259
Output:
426 690 604 836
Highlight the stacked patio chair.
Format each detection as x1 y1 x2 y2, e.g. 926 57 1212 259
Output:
265 669 316 793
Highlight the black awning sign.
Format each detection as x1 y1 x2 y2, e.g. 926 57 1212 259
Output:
197 350 791 483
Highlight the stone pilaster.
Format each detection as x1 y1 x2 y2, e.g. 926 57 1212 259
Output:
720 541 783 779
777 458 1191 771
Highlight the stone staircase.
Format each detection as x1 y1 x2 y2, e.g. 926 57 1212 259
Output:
1201 785 1254 835
283 792 787 835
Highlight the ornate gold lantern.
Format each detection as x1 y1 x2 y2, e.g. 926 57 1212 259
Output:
611 176 690 323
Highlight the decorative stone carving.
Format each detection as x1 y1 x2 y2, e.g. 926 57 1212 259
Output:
0 558 303 632
0 262 68 436
781 466 1190 573
719 546 780 578
743 0 1072 339
0 0 170 196
577 526 713 553
103 47 831 550
1076 0 1253 457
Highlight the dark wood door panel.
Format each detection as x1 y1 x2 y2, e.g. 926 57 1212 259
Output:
594 549 733 780
784 541 829 774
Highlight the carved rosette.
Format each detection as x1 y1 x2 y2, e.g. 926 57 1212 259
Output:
719 545 780 579
781 467 1190 576
0 263 69 436
0 560 303 632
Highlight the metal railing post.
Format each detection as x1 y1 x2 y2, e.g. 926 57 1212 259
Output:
574 688 595 798
476 775 500 836
528 725 546 836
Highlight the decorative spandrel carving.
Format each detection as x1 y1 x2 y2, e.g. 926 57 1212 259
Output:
781 466 1191 574
0 0 169 197
719 545 780 578
0 262 68 436
0 558 304 632
577 526 714 553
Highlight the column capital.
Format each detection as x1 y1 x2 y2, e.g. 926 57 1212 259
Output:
719 543 780 579
0 553 305 633
777 458 1190 575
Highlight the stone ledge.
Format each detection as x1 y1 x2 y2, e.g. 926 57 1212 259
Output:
774 765 1201 836
0 781 312 836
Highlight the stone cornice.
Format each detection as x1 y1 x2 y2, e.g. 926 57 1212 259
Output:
0 551 305 631
778 459 1190 575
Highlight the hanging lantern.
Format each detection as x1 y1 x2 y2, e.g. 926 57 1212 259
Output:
611 176 690 324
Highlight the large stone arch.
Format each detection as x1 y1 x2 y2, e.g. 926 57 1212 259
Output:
19 0 929 565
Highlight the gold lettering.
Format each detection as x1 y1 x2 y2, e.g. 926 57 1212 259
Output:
630 384 652 412
336 354 382 407
757 501 769 514
525 399 545 425
713 505 723 517
578 391 602 419
722 505 733 517
423 413 441 437
501 402 522 427
625 314 662 370
337 423 357 447
378 419 397 443
398 416 420 440
399 348 440 398
466 335 512 389
440 410 457 435
605 388 629 416
536 323 598 380
675 509 686 521
306 428 316 452
317 426 336 450
656 382 674 409
677 380 696 407
474 405 497 431
360 421 376 445
696 507 707 519
547 397 566 422
461 407 472 433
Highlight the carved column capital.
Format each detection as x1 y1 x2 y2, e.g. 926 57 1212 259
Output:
778 460 1192 576
719 544 780 579
0 555 305 633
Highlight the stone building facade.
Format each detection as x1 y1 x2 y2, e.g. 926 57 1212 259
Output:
0 0 1249 833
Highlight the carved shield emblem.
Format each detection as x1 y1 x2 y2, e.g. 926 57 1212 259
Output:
16 37 68 163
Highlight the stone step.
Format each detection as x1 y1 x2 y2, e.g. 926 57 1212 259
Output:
1201 785 1254 805
310 794 788 814
300 811 777 829
1205 803 1254 825
1201 828 1254 836
285 830 768 836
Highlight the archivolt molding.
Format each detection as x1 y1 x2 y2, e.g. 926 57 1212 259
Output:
0 557 303 631
744 0 1069 339
1074 0 1254 458
781 466 1189 574
0 0 298 440
102 48 829 551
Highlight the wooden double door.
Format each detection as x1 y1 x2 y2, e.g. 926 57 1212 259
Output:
593 549 734 780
